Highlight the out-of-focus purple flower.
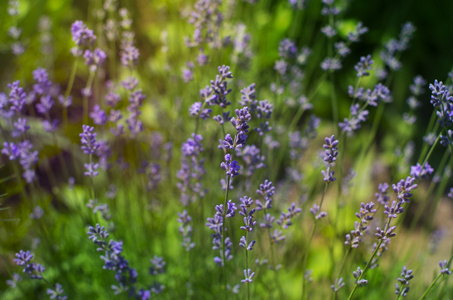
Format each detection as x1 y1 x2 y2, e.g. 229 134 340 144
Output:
339 104 369 135
239 83 257 111
310 204 327 219
42 119 59 132
276 203 302 228
439 260 451 275
331 278 345 292
410 162 434 179
241 269 255 283
334 42 350 57
177 210 195 251
278 38 297 59
89 105 107 125
189 102 211 120
355 55 373 77
255 179 275 210
321 25 337 38
321 57 341 71
35 95 54 114
12 117 29 137
347 22 368 42
235 145 265 177
8 81 26 114
71 20 96 53
84 48 107 69
121 44 140 68
47 283 67 300
32 68 52 95
58 95 73 108
375 183 390 205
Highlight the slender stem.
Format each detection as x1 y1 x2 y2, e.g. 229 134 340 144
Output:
221 175 231 300
83 70 96 124
301 183 328 299
418 273 442 300
63 60 79 127
245 230 250 300
347 218 392 300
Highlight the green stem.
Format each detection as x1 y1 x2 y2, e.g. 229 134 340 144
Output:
63 60 79 127
83 70 96 124
221 175 231 300
418 273 442 300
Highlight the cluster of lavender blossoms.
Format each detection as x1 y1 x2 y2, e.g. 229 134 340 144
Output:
87 224 164 299
320 0 368 72
1 81 39 183
345 202 376 248
177 210 195 251
206 200 236 266
80 125 100 178
340 55 391 135
13 250 67 299
394 266 413 297
321 135 338 183
256 180 301 246
429 79 453 146
177 134 206 206
238 196 256 284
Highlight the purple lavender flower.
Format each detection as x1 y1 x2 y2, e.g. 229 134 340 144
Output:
47 283 67 300
323 135 339 163
71 21 96 46
375 183 390 205
278 38 297 59
255 179 275 210
80 125 100 155
276 203 302 228
439 260 451 275
310 204 327 219
392 176 417 203
355 55 373 77
84 48 107 69
345 201 376 248
14 250 45 279
32 68 52 95
122 76 139 91
321 25 337 38
347 22 368 42
239 83 257 110
339 104 369 135
270 229 286 243
177 210 195 251
177 134 206 206
8 81 26 114
394 266 413 297
189 102 211 120
121 44 140 68
6 273 22 288
235 145 265 177
12 117 29 137
335 42 350 57
331 278 345 292
220 154 240 178
241 269 255 283
410 162 434 179
321 57 341 71
352 267 367 286
89 105 107 125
